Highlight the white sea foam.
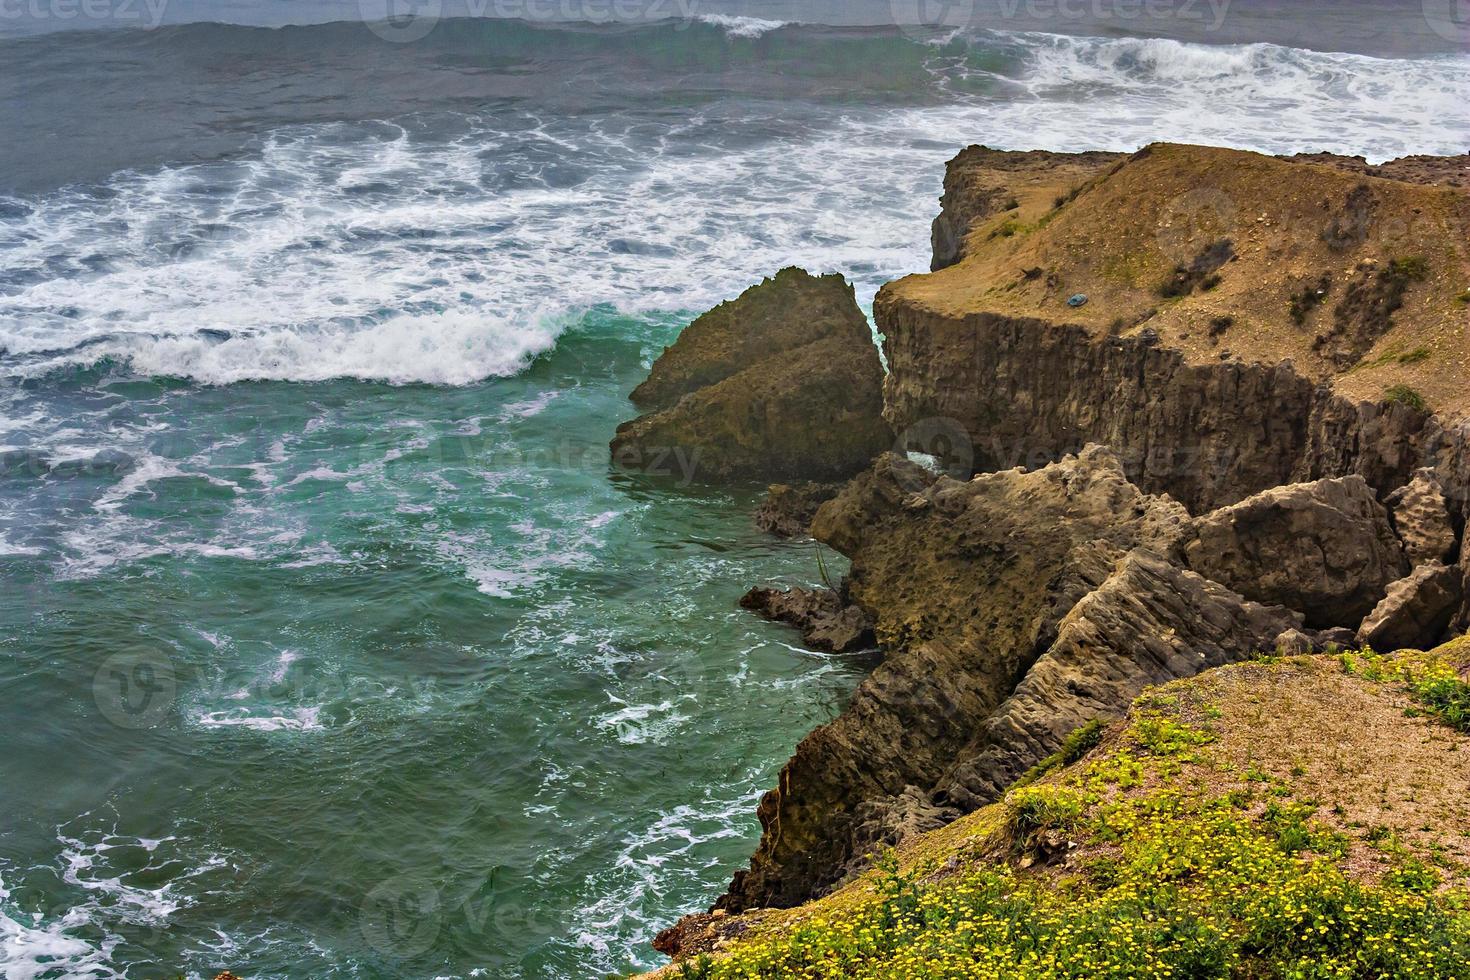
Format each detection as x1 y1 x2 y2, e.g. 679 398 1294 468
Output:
193 705 325 732
696 14 789 38
0 34 1461 388
0 876 117 980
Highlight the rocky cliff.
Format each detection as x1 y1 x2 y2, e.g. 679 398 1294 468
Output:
886 143 1470 516
635 144 1470 964
713 144 1470 916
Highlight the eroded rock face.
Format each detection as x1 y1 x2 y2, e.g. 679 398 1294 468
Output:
1358 562 1465 651
753 482 841 538
1184 476 1408 629
935 549 1302 810
718 446 1194 911
1387 468 1457 565
739 586 875 654
884 144 1470 517
611 268 891 482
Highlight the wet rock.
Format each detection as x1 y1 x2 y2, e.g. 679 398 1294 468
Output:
0 449 51 478
49 449 137 478
1386 468 1456 565
753 482 841 538
611 268 891 482
1184 476 1408 629
1357 561 1464 651
739 586 875 654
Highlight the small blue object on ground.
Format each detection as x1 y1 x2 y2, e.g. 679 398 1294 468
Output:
1067 293 1088 308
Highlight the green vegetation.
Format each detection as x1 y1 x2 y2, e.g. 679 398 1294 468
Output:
1384 384 1427 411
1342 650 1470 734
1012 719 1106 788
673 689 1470 979
1389 256 1431 282
1288 274 1332 325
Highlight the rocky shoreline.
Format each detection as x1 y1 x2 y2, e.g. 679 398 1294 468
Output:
611 142 1470 970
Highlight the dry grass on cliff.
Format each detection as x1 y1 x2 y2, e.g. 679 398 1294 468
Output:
638 640 1470 979
886 143 1470 416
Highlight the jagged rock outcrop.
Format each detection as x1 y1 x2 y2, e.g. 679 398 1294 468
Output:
884 143 1470 516
935 549 1302 809
611 268 892 482
753 482 841 538
930 146 1122 271
739 585 875 654
1183 476 1409 629
1387 468 1457 565
1358 561 1465 651
719 446 1196 911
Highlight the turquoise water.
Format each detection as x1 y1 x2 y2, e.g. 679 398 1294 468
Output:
0 310 865 978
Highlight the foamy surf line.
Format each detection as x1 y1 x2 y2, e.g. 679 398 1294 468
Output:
0 31 1464 387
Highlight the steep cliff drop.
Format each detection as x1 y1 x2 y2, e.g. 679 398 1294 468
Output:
712 144 1470 917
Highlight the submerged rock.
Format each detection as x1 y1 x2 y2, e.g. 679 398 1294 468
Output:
611 268 891 482
1358 561 1464 651
0 449 52 478
1184 476 1408 629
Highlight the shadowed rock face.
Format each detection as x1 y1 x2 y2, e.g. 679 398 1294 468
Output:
720 446 1228 912
1359 562 1465 652
885 143 1470 517
1184 476 1409 629
611 268 892 482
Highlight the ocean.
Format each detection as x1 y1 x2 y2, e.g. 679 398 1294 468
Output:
1 3 1467 977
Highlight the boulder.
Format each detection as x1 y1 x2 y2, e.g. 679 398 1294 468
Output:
1386 468 1456 565
1357 561 1464 651
935 549 1302 809
611 268 891 482
753 482 841 538
1184 476 1409 628
739 586 875 654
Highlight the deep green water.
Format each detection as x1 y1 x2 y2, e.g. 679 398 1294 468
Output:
0 310 865 978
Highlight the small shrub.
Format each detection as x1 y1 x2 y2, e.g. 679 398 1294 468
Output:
1384 384 1427 411
1005 784 1085 850
1390 255 1431 282
1014 719 1107 788
1289 273 1333 324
